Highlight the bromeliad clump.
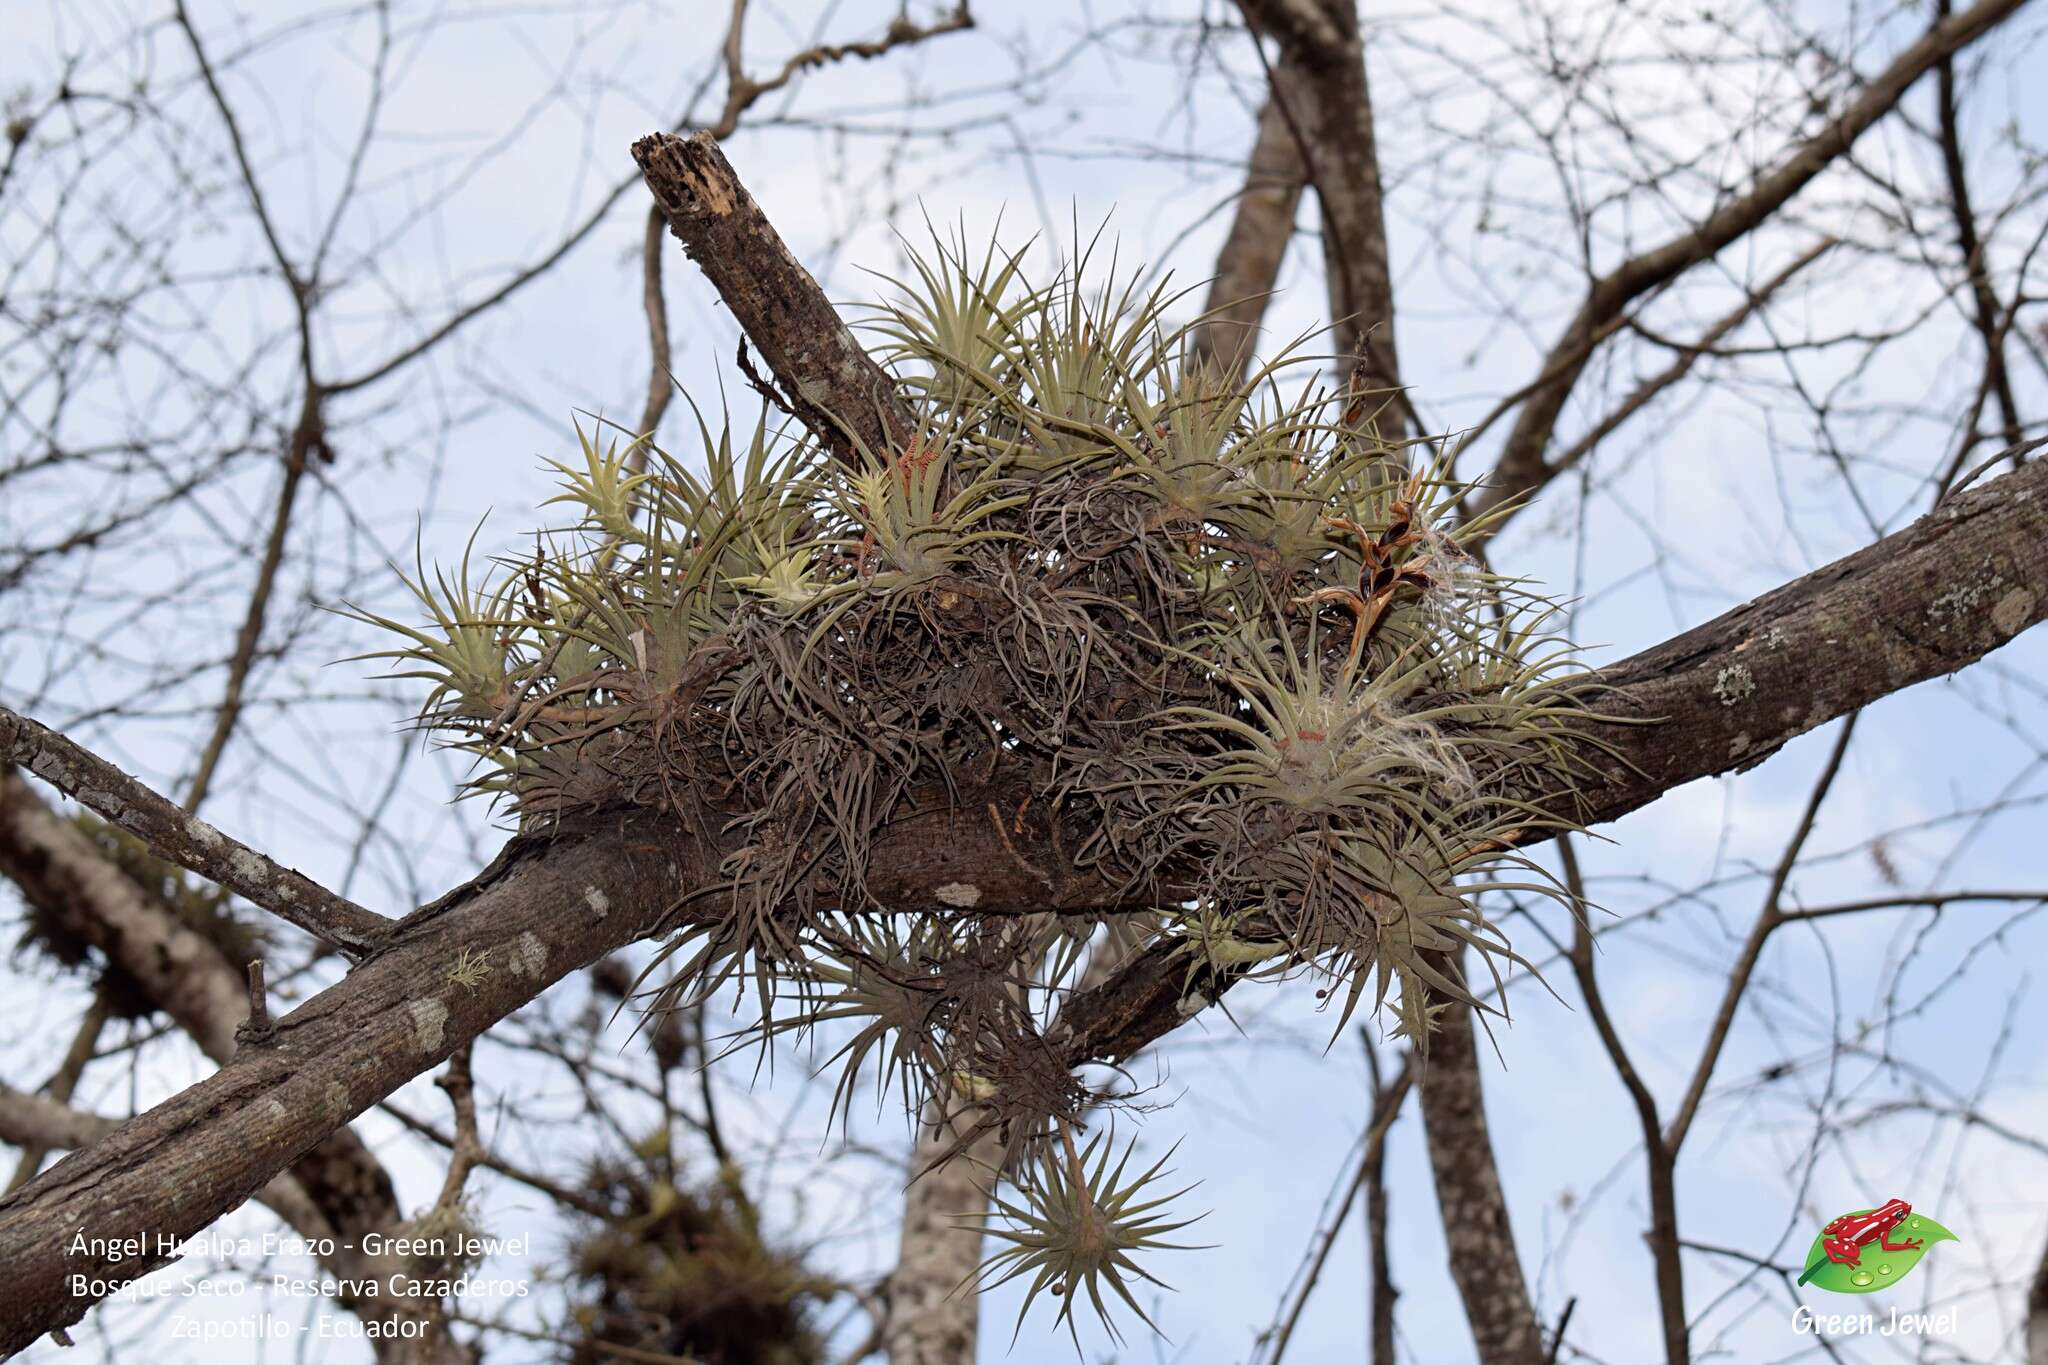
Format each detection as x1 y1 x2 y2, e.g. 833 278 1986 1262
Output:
353 231 1604 1341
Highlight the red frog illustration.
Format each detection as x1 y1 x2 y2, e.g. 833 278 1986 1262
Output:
1799 1198 1923 1284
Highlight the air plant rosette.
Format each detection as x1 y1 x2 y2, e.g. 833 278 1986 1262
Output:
348 227 1612 1340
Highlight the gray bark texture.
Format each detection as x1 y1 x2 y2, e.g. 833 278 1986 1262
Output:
884 1107 1001 1365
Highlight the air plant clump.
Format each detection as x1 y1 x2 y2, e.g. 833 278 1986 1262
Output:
566 1147 835 1365
352 228 1606 1341
971 1122 1204 1347
12 815 263 1022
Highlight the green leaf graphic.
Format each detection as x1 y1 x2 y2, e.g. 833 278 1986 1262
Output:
1796 1212 1960 1295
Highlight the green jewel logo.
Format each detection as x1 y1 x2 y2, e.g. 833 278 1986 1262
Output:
1796 1198 1959 1294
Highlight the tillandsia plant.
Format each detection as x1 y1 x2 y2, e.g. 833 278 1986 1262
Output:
347 226 1611 1343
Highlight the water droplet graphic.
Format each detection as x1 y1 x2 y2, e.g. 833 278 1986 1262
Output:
1852 1271 1874 1287
1877 1264 1893 1276
1910 1218 1923 1229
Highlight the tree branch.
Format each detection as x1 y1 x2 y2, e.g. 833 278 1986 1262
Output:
1 444 2040 1348
633 131 918 467
1417 956 1543 1365
1191 70 1310 382
0 1082 333 1250
1055 450 2048 1069
1934 0 2024 467
1236 0 1411 436
1465 237 1837 526
0 767 444 1357
3 992 109 1195
0 705 390 956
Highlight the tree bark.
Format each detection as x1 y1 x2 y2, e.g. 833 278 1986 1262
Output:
633 131 918 468
884 1107 1000 1365
881 75 1319 1354
2 448 2041 1353
0 1084 334 1264
1190 68 1310 383
0 708 388 955
1054 449 2048 1073
1417 977 1544 1365
0 768 463 1360
0 813 694 1355
1236 0 1406 432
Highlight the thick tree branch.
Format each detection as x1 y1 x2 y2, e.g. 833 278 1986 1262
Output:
7 119 2048 1353
1236 0 1410 437
0 769 438 1358
1191 70 1310 382
0 812 703 1354
883 1104 999 1365
1056 451 2048 1068
0 1083 332 1248
1417 961 1543 1365
633 132 919 467
0 706 391 956
611 1 974 463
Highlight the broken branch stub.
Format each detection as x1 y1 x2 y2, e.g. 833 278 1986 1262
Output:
632 131 917 465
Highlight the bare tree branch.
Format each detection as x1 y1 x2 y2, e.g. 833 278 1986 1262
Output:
634 132 920 467
6 110 2048 1356
883 1106 998 1365
0 769 445 1359
2 435 2041 1349
1480 0 2028 524
1 706 390 955
1935 0 2025 466
1236 0 1411 435
1417 968 1543 1365
1190 71 1310 382
1465 237 1837 526
1259 1046 1411 1365
0 1083 331 1241
712 1 974 140
2 992 109 1195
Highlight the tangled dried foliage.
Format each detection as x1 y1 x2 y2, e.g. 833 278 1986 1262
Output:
567 1143 833 1365
352 229 1607 1339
